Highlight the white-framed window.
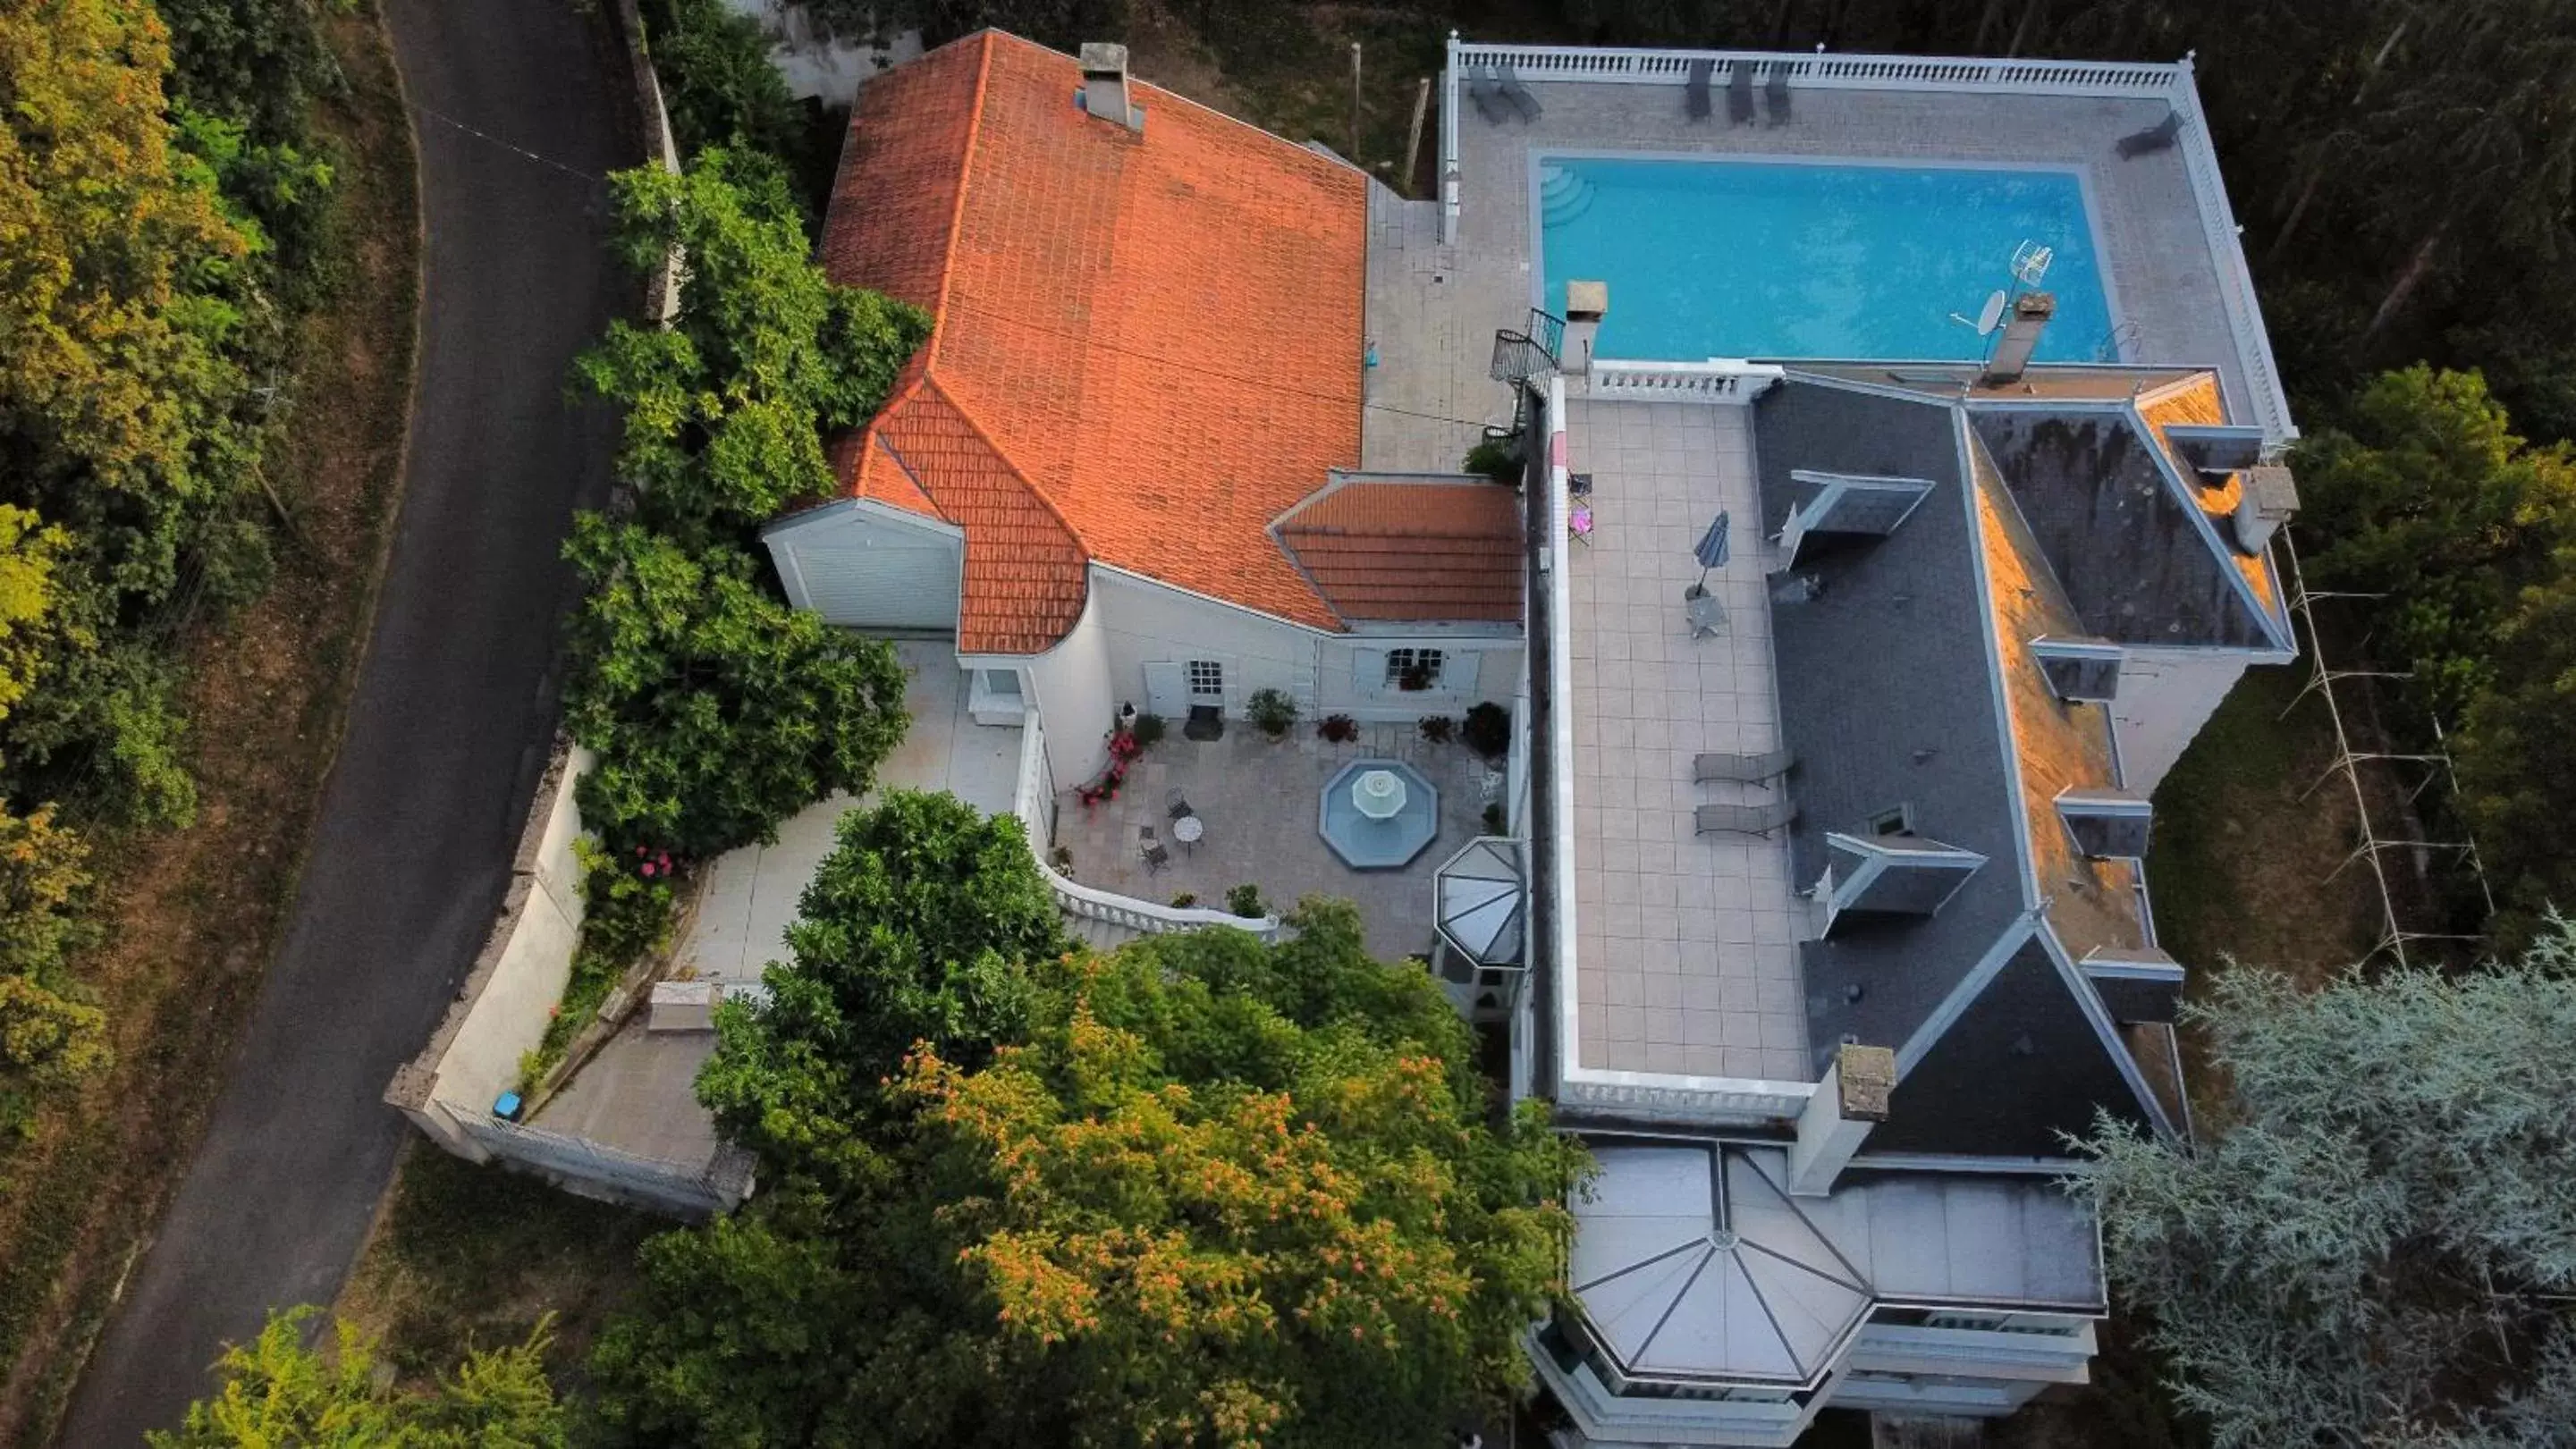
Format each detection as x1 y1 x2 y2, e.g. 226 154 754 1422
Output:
1385 647 1448 691
1187 660 1224 699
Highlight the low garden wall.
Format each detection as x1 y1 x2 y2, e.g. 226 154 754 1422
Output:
384 737 590 1155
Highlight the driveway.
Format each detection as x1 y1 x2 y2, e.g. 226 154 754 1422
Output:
55 2 633 1440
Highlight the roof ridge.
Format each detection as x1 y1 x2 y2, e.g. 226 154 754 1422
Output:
921 30 997 376
923 375 1090 557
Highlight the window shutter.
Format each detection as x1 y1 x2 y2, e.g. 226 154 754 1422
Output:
1354 647 1388 693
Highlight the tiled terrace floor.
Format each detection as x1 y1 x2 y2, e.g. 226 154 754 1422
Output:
1563 398 1810 1083
1365 73 2256 473
1056 721 1501 964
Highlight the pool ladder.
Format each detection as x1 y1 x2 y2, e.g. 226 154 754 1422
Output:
1538 164 1596 227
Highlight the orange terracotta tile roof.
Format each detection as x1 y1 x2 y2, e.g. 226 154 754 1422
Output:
1275 476 1524 623
819 30 1377 653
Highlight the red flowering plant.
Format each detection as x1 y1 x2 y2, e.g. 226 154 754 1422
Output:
1077 730 1143 811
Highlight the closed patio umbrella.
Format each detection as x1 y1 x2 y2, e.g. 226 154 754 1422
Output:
1692 510 1730 594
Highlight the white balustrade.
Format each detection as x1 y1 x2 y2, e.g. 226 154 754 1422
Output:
1584 358 1786 402
1558 1072 1813 1124
1012 705 1282 943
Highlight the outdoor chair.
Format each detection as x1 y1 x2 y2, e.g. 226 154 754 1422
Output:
1693 748 1796 785
1138 824 1170 874
1167 788 1193 821
2116 110 2183 158
1497 60 1543 122
1695 797 1800 837
1468 62 1509 123
1685 57 1713 121
1763 64 1791 125
1727 62 1755 123
1568 471 1594 499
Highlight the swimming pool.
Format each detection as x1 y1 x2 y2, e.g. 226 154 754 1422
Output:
1535 155 2119 364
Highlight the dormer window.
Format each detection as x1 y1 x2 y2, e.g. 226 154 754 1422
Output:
1779 469 1935 564
2031 636 2124 703
1819 830 1987 934
2058 788 2152 859
2081 948 2185 1024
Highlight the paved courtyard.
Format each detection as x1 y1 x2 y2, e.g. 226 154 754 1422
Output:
1562 398 1811 1083
1056 720 1505 964
535 640 1023 1163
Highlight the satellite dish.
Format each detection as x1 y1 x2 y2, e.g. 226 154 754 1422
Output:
1949 290 2009 336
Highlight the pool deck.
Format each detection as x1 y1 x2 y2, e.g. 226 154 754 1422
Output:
1363 77 2250 474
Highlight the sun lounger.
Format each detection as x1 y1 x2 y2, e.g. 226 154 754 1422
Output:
1696 798 1799 836
1763 63 1791 125
1685 57 1713 121
1727 62 1755 123
1497 59 1543 122
1693 749 1796 785
1468 62 1508 123
2116 110 2183 158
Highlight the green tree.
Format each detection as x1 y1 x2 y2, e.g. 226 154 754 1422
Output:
156 1307 567 1447
2294 366 2576 719
638 0 808 164
561 517 908 858
590 899 1584 1447
2074 923 2576 1446
696 790 1064 1181
2456 564 2576 938
574 148 927 545
0 802 101 1128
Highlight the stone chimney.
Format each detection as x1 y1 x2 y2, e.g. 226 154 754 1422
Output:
1981 291 2056 385
1786 1043 1896 1196
2233 462 2300 555
1077 43 1141 132
1563 280 1608 378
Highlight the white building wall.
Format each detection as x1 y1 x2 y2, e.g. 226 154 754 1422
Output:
2112 645 2259 796
1092 566 1521 725
764 501 963 633
1024 589 1115 792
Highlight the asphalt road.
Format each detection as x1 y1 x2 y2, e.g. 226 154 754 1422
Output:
55 4 633 1440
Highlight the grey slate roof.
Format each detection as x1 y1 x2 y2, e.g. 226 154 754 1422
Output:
1967 406 2290 651
1753 375 2195 1157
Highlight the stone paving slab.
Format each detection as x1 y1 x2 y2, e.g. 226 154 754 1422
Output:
1056 720 1504 965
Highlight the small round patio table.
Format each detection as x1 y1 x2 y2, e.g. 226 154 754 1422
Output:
1173 814 1204 853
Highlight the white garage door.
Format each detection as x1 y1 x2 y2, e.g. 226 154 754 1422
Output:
791 535 960 630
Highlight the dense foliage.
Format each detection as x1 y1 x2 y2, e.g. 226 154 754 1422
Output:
2075 922 2576 1446
695 790 1064 1166
574 147 927 545
562 518 908 858
0 0 342 1122
155 1309 566 1447
638 0 811 167
2294 368 2576 939
587 796 1582 1446
559 148 925 865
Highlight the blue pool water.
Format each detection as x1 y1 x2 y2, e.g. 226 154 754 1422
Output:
1537 156 2117 363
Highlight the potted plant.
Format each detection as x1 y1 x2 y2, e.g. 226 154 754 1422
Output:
1462 701 1510 759
1317 713 1358 744
1398 662 1433 692
1226 883 1266 919
1418 714 1456 744
1246 687 1298 739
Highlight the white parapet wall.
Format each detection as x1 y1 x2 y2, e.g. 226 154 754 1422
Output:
385 738 592 1151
